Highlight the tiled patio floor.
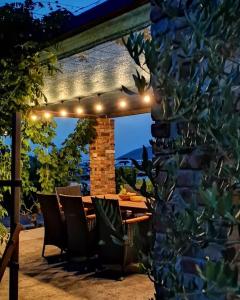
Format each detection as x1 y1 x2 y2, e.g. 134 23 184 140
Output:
0 228 154 300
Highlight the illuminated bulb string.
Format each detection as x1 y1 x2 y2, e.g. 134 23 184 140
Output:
30 90 152 119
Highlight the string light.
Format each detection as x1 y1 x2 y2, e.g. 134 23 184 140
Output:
44 111 51 119
60 109 67 117
76 106 84 115
143 94 151 103
95 103 103 112
119 99 127 109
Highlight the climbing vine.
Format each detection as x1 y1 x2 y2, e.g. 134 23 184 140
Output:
0 117 96 211
0 0 74 238
33 118 96 194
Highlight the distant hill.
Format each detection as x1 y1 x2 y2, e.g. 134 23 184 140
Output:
117 146 152 160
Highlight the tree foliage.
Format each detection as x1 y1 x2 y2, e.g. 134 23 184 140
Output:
33 118 96 193
123 0 240 298
0 117 96 203
0 1 94 235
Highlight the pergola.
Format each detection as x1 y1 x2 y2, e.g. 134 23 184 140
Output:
34 0 151 196
3 1 151 299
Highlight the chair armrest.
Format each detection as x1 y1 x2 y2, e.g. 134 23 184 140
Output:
86 214 96 220
124 215 150 224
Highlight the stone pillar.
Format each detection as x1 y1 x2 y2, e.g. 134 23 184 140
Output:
90 118 116 195
150 2 222 299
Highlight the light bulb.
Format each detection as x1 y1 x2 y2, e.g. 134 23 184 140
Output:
30 114 37 121
95 103 103 112
76 106 84 115
143 94 151 103
44 111 51 119
119 99 127 108
60 109 67 117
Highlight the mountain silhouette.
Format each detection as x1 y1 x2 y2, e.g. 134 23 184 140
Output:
117 146 152 160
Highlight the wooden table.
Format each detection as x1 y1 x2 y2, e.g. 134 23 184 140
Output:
82 194 148 213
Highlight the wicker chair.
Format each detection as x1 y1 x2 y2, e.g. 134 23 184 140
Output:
55 185 81 201
91 197 150 275
56 185 92 215
37 193 67 257
59 195 96 260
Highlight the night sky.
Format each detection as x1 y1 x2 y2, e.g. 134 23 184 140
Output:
1 0 152 157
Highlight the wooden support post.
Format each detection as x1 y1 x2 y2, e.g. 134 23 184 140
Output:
9 112 21 300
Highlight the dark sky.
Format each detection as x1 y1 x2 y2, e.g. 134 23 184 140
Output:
0 0 108 16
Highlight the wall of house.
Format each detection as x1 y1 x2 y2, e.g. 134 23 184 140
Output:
90 118 116 195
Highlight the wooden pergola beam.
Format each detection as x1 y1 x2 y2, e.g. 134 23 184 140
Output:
52 3 150 59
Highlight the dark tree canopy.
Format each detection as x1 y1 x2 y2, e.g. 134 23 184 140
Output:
0 0 74 131
0 0 73 57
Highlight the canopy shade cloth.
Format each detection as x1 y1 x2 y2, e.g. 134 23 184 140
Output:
35 0 151 118
39 41 151 118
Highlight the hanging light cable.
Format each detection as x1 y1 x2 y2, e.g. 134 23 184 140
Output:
75 97 84 115
59 100 68 117
95 93 104 112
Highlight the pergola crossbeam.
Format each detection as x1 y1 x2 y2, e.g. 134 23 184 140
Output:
54 3 150 60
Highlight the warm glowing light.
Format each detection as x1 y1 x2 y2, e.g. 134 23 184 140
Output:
30 114 37 121
60 109 67 117
143 94 151 103
44 111 51 119
76 106 84 115
95 103 103 112
119 99 127 108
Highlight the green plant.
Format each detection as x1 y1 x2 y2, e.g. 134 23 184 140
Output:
0 116 96 216
123 0 240 298
0 0 73 237
34 118 96 193
55 119 96 187
116 167 136 193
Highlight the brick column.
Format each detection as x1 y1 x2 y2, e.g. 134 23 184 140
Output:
90 118 116 195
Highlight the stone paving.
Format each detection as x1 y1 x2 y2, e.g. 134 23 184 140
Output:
0 228 154 300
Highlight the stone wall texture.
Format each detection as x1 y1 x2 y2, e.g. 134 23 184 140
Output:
90 118 116 195
150 2 212 299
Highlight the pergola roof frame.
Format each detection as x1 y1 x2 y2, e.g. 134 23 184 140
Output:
52 0 150 60
40 0 151 118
